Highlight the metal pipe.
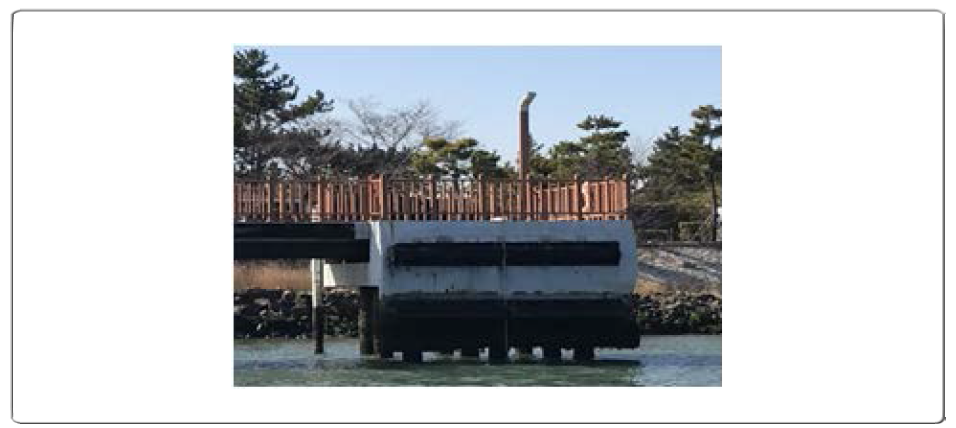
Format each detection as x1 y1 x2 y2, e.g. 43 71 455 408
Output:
519 91 536 111
517 91 536 180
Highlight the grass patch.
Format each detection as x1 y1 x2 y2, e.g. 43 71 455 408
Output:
234 261 310 291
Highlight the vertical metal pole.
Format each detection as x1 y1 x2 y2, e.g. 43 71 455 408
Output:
311 259 325 354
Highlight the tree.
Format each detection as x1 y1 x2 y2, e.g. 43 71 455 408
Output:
641 126 712 198
548 140 587 179
689 105 722 241
343 144 416 177
234 48 334 178
296 97 464 177
411 137 477 176
410 137 510 178
469 148 513 178
527 140 556 178
344 98 462 149
547 114 634 179
638 124 720 238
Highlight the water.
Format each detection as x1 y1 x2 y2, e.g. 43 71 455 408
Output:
234 335 721 386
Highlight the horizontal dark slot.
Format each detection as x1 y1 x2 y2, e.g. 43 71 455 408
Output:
391 242 503 266
390 241 620 267
234 238 369 262
234 223 356 240
506 242 620 266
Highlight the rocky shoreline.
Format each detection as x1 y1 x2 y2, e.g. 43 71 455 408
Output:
234 289 721 339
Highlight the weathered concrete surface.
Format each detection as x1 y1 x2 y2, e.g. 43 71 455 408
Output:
321 262 370 288
369 220 638 296
636 244 721 295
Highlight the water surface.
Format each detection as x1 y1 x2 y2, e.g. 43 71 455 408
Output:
235 335 720 386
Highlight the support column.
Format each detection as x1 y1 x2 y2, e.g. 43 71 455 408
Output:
488 320 509 363
402 348 423 363
573 346 595 362
358 286 378 356
311 259 325 354
543 346 562 362
517 346 534 360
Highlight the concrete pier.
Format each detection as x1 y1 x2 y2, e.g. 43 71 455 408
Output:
358 286 378 356
573 347 595 362
402 349 423 363
297 221 640 361
517 346 534 360
488 325 509 363
543 346 562 362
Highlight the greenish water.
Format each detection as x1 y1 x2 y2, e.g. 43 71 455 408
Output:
234 335 720 386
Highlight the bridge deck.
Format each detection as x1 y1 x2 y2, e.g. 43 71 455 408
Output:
234 175 630 223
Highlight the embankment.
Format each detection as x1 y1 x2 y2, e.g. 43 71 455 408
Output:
636 243 721 295
233 243 722 338
234 289 721 338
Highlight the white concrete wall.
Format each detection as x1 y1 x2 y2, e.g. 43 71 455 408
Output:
320 262 371 288
368 221 637 297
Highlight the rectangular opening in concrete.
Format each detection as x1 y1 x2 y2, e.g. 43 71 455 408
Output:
390 241 620 267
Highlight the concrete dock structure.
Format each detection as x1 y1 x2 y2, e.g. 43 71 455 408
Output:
235 217 640 362
233 92 639 362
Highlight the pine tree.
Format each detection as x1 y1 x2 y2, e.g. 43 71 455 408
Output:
410 137 510 178
690 105 722 241
548 114 633 179
234 48 334 178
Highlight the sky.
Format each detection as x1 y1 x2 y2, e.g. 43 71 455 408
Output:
238 46 721 163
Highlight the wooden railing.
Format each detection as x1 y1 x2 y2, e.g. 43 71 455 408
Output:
234 175 631 223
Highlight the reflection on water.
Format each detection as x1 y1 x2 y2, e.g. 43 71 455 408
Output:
234 336 721 386
234 335 720 387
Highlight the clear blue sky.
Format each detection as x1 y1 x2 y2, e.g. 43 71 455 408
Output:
239 46 721 162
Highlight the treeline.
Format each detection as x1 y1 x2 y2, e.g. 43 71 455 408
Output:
235 48 721 239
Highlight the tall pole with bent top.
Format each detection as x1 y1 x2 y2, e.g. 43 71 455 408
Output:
518 91 536 219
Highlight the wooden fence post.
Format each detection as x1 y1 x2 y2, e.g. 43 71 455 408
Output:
317 177 325 222
262 180 270 222
574 174 583 220
477 175 485 220
623 173 631 220
277 180 284 221
603 177 611 220
430 175 439 220
377 174 387 221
